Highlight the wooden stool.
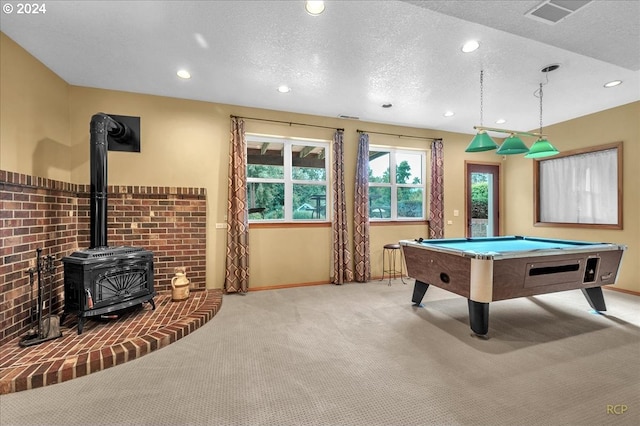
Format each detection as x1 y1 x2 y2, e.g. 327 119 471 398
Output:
381 243 407 286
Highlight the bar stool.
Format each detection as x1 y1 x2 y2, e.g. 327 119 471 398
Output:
381 243 407 286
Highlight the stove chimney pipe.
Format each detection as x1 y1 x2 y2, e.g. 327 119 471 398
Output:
89 113 129 249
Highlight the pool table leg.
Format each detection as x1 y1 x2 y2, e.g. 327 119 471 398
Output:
468 300 489 336
412 280 430 305
581 287 607 312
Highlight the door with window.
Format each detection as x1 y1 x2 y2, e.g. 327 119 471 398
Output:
465 162 500 237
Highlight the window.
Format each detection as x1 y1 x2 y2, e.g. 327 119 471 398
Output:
246 135 330 222
368 147 426 220
534 142 622 229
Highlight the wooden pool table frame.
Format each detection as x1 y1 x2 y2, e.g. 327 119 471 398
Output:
400 236 626 336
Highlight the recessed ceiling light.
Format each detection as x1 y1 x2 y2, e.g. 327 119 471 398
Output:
496 118 507 124
382 103 393 108
277 85 291 93
177 69 191 79
461 40 480 53
443 111 454 117
305 1 325 16
604 80 622 88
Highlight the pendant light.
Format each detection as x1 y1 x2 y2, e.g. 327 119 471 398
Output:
496 134 529 155
465 70 499 152
525 82 559 158
466 66 561 158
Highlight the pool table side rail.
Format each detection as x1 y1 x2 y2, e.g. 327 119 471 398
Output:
401 240 626 303
402 244 472 299
492 249 625 301
399 238 626 261
406 235 612 246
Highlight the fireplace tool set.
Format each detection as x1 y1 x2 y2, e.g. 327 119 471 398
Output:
20 248 63 347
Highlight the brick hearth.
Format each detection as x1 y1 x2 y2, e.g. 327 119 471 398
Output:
0 290 222 394
0 169 208 348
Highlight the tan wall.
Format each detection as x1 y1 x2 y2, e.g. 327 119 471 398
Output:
65 91 475 288
503 101 640 292
2 32 637 291
0 33 70 181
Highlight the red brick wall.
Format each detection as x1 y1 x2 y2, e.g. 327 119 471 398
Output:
0 170 207 346
0 172 77 346
76 186 207 292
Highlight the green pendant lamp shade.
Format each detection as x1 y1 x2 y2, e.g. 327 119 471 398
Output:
524 81 560 158
465 72 561 158
465 130 499 152
496 134 529 155
524 138 559 158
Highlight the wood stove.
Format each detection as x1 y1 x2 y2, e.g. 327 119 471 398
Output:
62 113 155 334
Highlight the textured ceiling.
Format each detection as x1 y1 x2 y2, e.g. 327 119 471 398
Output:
1 0 638 135
403 0 640 71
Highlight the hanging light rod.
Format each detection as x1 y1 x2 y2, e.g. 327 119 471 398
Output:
474 126 546 138
465 68 559 158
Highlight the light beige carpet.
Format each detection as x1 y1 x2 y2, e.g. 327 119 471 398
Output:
1 280 638 425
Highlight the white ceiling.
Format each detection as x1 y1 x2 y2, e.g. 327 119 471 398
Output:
1 0 638 135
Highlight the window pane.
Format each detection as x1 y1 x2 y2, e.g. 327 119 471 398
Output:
247 182 284 219
397 187 423 218
369 187 391 219
396 153 422 184
292 145 326 181
369 151 390 183
293 184 326 220
246 136 330 223
539 148 618 224
247 142 284 178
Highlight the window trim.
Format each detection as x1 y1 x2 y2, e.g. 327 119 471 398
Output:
246 134 331 223
368 146 428 221
533 141 623 229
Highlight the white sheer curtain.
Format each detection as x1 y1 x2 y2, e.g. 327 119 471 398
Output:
540 148 617 224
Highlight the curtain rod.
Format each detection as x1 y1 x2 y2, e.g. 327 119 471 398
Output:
231 115 343 132
356 129 440 142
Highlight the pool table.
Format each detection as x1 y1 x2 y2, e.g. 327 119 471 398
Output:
400 236 626 336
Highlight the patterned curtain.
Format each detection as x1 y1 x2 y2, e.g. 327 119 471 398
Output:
429 139 445 239
353 133 370 282
225 117 249 293
331 130 354 284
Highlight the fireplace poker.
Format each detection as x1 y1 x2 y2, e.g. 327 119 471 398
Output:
19 249 62 347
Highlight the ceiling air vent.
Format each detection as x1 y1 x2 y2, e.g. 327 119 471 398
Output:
525 0 592 24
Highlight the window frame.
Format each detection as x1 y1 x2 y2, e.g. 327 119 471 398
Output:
368 146 428 221
533 141 623 229
246 134 331 223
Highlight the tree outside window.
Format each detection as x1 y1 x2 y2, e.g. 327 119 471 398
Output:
247 135 330 222
369 148 426 220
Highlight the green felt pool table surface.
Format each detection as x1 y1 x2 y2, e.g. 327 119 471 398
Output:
427 236 588 252
408 236 619 259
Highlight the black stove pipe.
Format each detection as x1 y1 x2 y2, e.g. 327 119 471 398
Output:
89 113 129 249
